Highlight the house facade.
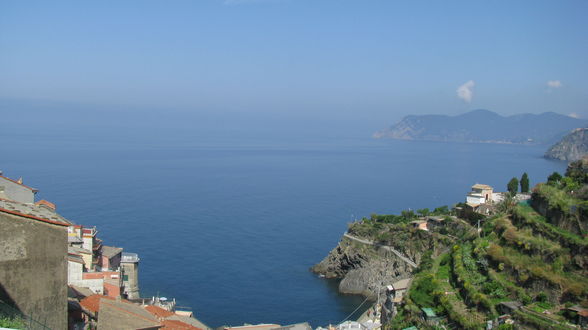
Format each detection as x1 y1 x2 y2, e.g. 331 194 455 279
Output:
0 174 37 204
466 184 494 205
0 201 70 329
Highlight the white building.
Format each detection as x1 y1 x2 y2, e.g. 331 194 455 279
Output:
466 184 494 206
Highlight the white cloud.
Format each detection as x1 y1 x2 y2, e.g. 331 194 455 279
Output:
569 112 580 119
547 80 562 88
456 80 475 103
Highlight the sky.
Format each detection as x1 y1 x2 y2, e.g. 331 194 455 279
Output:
1 0 587 136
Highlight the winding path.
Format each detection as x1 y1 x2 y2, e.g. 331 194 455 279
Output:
343 233 418 268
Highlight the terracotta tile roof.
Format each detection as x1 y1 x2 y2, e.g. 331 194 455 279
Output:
80 295 115 314
161 319 202 330
146 305 175 319
35 199 56 210
165 315 209 330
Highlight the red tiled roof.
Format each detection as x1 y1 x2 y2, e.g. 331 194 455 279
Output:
146 305 175 319
35 199 56 210
0 175 38 192
80 295 115 313
161 319 202 330
0 206 70 227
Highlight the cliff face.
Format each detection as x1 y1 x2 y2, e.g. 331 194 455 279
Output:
312 224 457 299
545 128 588 162
312 237 415 298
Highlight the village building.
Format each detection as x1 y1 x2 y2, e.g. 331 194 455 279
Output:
497 301 522 315
0 173 37 204
0 173 70 329
121 252 141 299
466 184 494 205
566 306 588 327
462 183 499 216
100 245 123 271
410 220 428 231
426 216 446 230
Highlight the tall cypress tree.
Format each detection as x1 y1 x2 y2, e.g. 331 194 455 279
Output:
508 177 519 196
520 172 530 193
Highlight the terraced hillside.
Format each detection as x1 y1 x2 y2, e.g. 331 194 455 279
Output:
387 161 588 329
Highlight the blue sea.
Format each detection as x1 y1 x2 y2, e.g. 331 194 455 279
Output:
1 117 567 327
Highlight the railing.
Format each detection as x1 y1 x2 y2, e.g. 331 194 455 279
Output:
0 299 51 330
121 252 140 263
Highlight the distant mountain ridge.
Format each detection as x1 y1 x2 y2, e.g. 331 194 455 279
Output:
545 128 588 161
374 109 587 145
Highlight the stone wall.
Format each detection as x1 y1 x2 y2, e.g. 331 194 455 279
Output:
0 212 68 329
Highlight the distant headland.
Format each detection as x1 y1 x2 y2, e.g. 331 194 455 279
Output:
374 109 586 145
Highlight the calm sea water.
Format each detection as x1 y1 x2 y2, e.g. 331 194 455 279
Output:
1 133 566 327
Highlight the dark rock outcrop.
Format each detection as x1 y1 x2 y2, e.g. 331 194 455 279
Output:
312 237 415 299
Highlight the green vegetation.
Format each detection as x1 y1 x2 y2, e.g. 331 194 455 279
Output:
521 172 530 193
547 172 563 185
386 163 588 329
513 203 588 249
0 316 24 329
507 177 519 195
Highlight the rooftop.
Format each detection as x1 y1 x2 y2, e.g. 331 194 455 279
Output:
166 315 210 330
69 246 91 255
102 245 123 258
472 183 493 190
68 235 83 244
421 307 436 317
146 305 175 319
35 199 56 210
97 299 161 330
392 278 411 291
67 253 85 264
225 324 281 330
80 294 116 314
161 319 202 330
0 198 72 226
68 285 95 299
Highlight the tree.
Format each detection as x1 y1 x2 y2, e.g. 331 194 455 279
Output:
520 173 530 193
547 172 562 185
416 208 430 217
565 160 588 184
401 209 416 219
507 177 519 196
433 205 449 215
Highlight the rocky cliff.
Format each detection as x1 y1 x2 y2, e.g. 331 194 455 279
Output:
312 237 415 299
545 128 588 162
312 223 458 299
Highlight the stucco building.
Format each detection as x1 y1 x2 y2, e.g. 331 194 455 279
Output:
466 184 494 205
0 193 71 329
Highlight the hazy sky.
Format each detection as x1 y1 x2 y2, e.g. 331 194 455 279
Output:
1 0 587 129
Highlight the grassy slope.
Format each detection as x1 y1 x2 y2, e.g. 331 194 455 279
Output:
385 181 587 329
